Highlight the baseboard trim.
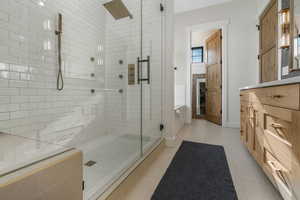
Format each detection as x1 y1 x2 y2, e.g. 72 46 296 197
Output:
223 122 240 128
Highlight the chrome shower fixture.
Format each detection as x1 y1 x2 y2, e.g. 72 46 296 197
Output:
103 0 133 20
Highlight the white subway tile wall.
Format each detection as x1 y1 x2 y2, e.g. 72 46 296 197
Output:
0 0 165 198
0 0 163 149
0 0 110 146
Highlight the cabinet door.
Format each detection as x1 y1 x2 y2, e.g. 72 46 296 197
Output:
259 0 278 83
240 101 247 145
253 104 264 166
244 104 256 154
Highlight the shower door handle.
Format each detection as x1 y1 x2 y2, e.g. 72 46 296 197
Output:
137 56 150 84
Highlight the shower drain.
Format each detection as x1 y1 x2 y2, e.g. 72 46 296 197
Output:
85 160 97 167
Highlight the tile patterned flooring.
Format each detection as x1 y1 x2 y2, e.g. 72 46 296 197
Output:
106 120 283 200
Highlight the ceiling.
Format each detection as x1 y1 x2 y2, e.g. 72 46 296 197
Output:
174 0 232 13
191 29 217 47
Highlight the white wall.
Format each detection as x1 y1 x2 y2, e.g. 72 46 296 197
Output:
174 0 259 127
191 30 216 75
191 63 206 74
257 0 271 17
175 0 233 14
164 0 176 143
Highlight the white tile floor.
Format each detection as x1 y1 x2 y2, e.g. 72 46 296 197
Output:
106 120 283 200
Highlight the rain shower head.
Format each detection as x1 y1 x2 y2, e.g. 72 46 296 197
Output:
103 0 133 20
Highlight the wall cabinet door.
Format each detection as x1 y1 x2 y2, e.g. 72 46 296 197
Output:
259 0 278 83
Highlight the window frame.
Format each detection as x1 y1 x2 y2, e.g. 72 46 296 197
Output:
191 46 204 63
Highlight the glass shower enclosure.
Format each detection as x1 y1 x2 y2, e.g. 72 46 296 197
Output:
0 0 164 199
82 0 164 198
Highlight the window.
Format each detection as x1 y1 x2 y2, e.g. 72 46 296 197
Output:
191 47 204 63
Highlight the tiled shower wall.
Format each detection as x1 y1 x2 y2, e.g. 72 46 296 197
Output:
104 0 163 138
104 0 141 137
0 0 163 148
0 0 109 146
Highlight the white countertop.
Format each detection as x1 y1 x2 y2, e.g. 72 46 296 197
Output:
240 77 300 90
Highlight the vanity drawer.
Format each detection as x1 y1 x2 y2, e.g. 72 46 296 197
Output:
263 105 293 169
263 105 293 143
264 150 294 200
264 130 293 171
253 84 300 110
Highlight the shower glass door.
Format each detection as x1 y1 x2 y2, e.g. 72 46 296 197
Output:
140 0 163 153
84 0 143 198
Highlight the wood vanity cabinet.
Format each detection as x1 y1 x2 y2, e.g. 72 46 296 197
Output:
240 84 300 200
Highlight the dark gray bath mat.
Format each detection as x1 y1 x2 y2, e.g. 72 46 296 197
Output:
152 141 238 200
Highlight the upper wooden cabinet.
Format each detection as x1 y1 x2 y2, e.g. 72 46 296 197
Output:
259 0 278 83
261 1 278 52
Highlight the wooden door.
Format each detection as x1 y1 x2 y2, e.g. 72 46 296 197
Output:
259 0 278 82
205 30 222 125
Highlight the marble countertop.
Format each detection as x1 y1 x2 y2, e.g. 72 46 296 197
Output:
0 133 70 178
240 77 300 90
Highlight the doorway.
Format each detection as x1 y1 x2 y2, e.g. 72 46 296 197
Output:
182 20 230 127
190 29 222 125
192 74 206 119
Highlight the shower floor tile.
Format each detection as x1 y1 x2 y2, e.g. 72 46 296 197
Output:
78 134 155 200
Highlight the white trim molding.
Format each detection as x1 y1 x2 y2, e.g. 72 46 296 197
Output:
185 20 230 127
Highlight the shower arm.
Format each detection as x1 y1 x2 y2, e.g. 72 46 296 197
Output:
55 13 64 91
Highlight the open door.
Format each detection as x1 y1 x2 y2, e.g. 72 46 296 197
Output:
205 30 222 125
